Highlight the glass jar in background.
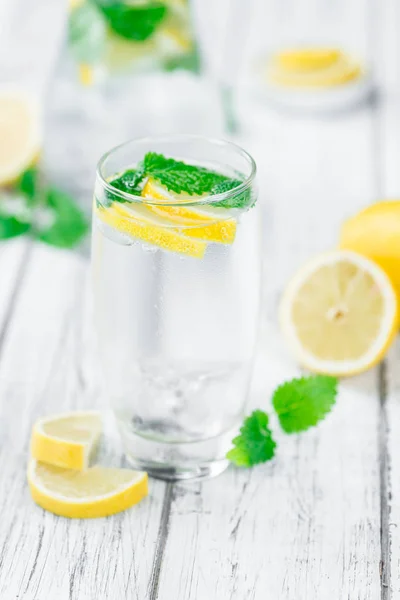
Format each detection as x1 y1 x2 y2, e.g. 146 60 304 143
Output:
43 0 227 225
240 0 375 113
68 0 200 85
91 135 261 480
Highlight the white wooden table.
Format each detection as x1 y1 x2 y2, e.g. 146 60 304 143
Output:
2 0 400 598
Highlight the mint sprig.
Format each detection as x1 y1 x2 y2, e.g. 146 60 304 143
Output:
227 411 276 467
227 375 338 468
273 375 338 434
2 168 89 249
106 152 253 210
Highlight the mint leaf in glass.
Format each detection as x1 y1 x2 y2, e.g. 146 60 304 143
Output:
96 2 167 41
104 168 144 204
38 188 89 249
69 1 106 64
227 410 276 467
143 152 227 195
272 375 338 433
210 178 253 209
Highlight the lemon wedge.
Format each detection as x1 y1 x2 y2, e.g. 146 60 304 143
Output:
96 202 207 258
280 250 398 376
268 50 362 88
30 412 102 470
339 201 400 300
142 179 237 244
28 460 148 518
0 88 41 185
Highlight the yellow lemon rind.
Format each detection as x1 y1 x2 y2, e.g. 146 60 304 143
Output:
27 461 148 519
30 411 102 470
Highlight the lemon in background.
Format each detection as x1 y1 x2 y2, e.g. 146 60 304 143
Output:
340 201 400 300
268 48 362 88
0 88 41 185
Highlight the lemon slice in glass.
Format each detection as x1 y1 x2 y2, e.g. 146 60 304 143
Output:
96 201 207 258
280 250 398 376
142 178 237 244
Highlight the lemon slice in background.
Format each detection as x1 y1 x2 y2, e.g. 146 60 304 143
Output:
340 201 400 300
280 250 398 376
268 50 362 88
96 202 207 258
31 412 102 470
276 48 341 71
28 460 148 518
0 88 41 185
142 179 237 244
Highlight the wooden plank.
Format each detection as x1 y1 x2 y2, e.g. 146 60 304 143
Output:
0 239 30 335
154 109 383 598
0 244 165 599
375 1 400 594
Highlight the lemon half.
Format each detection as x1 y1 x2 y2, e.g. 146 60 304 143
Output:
30 411 102 470
280 250 398 376
0 88 41 185
28 460 148 519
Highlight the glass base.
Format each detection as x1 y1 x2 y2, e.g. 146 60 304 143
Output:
118 420 236 481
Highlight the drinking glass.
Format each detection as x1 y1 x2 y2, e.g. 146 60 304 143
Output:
92 135 261 480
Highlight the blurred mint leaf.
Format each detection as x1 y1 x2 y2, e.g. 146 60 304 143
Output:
272 375 338 434
96 2 167 41
15 168 38 204
68 1 106 63
0 213 30 239
163 47 201 73
38 188 89 249
227 410 276 467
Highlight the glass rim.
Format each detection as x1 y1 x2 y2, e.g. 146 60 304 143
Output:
96 134 257 207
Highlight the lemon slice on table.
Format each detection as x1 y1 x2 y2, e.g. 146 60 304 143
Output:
0 88 41 185
280 251 398 376
28 460 148 518
340 201 400 300
96 201 207 258
268 50 362 88
142 178 237 244
30 412 102 470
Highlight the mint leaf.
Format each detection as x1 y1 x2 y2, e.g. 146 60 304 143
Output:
272 375 338 433
38 188 89 249
227 410 276 467
210 178 253 209
0 214 30 239
15 168 38 204
68 2 106 63
96 2 167 41
143 152 227 196
104 169 144 205
163 47 201 73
